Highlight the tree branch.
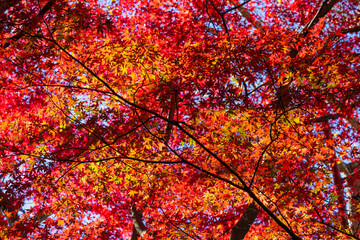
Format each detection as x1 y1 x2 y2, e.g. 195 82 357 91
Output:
300 0 341 35
290 0 341 58
164 93 177 143
346 118 360 131
313 113 341 123
230 202 259 240
342 25 360 34
230 0 262 30
223 0 252 15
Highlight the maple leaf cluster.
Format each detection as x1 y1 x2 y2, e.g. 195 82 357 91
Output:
0 0 359 239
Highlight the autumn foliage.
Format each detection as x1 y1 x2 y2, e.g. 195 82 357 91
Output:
0 0 360 239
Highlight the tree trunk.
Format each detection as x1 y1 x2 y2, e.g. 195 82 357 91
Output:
339 162 360 235
230 202 259 240
130 206 147 238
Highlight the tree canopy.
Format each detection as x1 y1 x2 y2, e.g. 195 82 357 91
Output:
0 0 360 239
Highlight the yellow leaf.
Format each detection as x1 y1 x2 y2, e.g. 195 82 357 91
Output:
58 219 65 227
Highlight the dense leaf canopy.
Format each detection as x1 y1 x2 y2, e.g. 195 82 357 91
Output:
0 0 360 239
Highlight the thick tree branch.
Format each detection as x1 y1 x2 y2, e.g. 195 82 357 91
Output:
230 202 259 240
347 118 360 131
342 25 360 34
300 0 341 35
230 0 262 30
35 213 50 223
290 0 341 58
312 113 341 123
164 93 177 143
